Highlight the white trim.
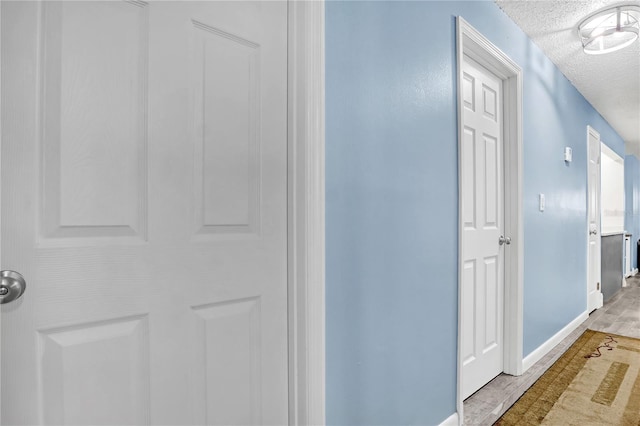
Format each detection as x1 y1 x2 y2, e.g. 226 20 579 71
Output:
439 412 460 426
624 270 638 287
0 0 3 419
287 1 325 425
625 234 632 278
521 311 588 372
456 17 523 416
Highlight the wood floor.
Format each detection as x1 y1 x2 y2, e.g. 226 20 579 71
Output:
463 274 640 425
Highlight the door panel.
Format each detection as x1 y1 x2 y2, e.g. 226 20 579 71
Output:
1 2 288 424
461 55 505 400
40 1 148 244
192 20 261 236
39 316 150 425
191 298 261 424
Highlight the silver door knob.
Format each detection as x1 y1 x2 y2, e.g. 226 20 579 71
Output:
0 270 26 304
499 236 512 246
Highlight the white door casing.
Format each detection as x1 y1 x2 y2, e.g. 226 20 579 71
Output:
587 126 603 312
287 0 326 423
0 1 314 424
460 53 505 400
0 2 3 420
456 17 524 417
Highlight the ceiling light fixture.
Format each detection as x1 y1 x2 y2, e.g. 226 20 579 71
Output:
578 5 640 55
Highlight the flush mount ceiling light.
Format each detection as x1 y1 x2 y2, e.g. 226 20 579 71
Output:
578 5 640 55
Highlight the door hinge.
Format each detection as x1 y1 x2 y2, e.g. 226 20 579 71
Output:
597 282 600 290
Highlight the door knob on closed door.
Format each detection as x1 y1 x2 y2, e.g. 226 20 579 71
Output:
499 236 512 246
0 270 26 304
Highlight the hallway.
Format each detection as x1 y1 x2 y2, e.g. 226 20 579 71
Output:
464 276 640 425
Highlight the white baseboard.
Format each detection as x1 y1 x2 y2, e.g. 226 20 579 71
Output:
522 311 588 373
439 412 460 426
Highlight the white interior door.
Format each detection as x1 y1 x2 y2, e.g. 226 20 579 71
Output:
588 127 603 312
460 54 505 400
1 1 288 424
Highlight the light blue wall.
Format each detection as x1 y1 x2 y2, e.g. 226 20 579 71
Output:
625 155 640 271
326 1 627 425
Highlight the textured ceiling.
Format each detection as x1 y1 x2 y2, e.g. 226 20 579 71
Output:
495 0 640 154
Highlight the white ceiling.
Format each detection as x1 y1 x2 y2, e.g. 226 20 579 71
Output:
495 0 640 155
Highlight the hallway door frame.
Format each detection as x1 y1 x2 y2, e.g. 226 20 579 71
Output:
456 16 524 421
287 0 326 424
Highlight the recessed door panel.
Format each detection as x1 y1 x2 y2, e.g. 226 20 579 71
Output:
192 297 261 424
193 21 261 236
462 260 477 366
463 73 475 111
483 256 499 351
39 316 150 425
40 1 148 244
482 84 497 121
484 135 498 228
462 128 477 229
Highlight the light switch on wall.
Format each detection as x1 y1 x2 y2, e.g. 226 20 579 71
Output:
564 147 572 162
539 193 545 212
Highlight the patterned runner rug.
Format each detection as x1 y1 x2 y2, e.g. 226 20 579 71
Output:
496 329 640 425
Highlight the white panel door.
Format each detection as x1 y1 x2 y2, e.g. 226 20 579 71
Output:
460 54 505 400
588 127 603 312
1 1 288 424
